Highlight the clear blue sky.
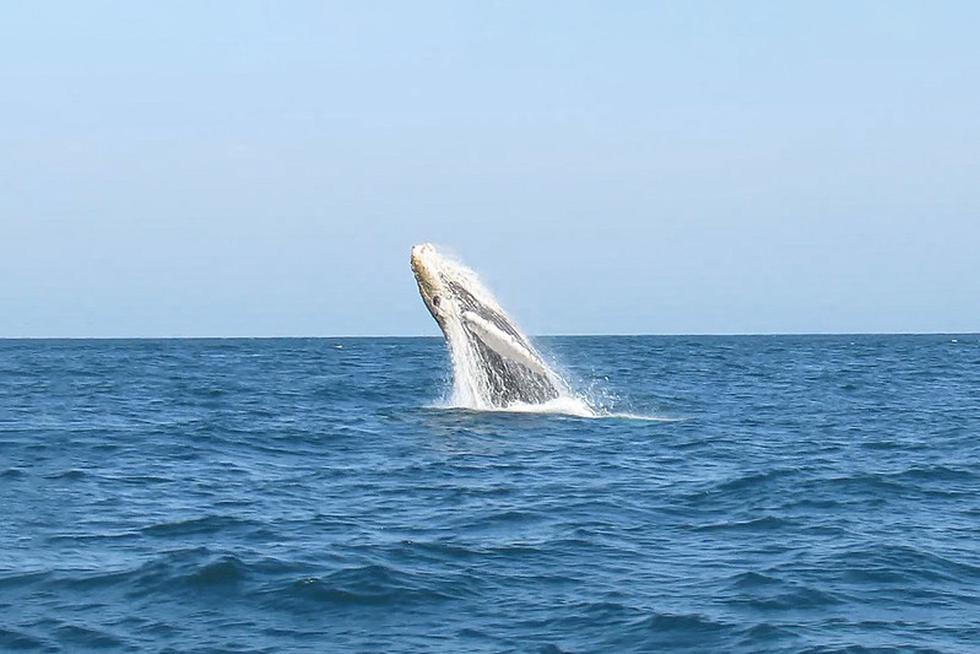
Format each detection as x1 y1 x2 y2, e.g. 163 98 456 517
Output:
2 2 978 337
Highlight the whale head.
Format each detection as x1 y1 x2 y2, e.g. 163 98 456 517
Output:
410 243 452 328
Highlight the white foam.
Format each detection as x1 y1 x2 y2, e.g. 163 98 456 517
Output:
495 396 598 418
426 399 680 421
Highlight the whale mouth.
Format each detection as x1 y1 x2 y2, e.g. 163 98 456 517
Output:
409 243 594 415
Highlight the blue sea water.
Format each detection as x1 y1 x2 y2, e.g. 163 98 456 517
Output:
1 335 979 653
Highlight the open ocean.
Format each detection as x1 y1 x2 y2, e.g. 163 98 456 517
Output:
1 335 978 653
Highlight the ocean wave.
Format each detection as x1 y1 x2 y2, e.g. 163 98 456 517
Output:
829 544 980 585
54 624 125 649
39 550 316 601
140 515 264 537
0 627 49 651
691 515 796 532
619 612 735 649
258 564 479 609
724 585 844 611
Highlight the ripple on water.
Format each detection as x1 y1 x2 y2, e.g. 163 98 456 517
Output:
259 563 479 610
140 515 264 538
0 627 49 651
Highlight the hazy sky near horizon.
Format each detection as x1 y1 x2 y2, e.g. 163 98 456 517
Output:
2 2 979 337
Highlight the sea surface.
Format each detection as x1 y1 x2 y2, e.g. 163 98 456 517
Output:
1 335 979 653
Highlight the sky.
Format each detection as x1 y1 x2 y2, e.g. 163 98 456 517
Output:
2 1 979 337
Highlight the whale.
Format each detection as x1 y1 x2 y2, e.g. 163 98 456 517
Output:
410 243 564 408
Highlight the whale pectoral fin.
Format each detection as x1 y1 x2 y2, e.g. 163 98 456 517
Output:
461 311 549 377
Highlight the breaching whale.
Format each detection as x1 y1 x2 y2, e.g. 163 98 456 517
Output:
410 243 568 409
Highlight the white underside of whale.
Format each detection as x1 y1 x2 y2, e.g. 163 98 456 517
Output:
461 311 550 377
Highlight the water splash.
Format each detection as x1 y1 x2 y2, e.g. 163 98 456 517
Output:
411 244 597 417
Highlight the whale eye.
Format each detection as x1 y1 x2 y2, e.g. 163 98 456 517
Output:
432 295 441 307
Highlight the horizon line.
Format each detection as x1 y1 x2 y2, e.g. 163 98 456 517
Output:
1 330 977 341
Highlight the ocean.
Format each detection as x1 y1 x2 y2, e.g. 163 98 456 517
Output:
1 335 978 653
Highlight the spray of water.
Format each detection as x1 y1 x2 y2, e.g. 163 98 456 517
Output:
411 244 596 417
